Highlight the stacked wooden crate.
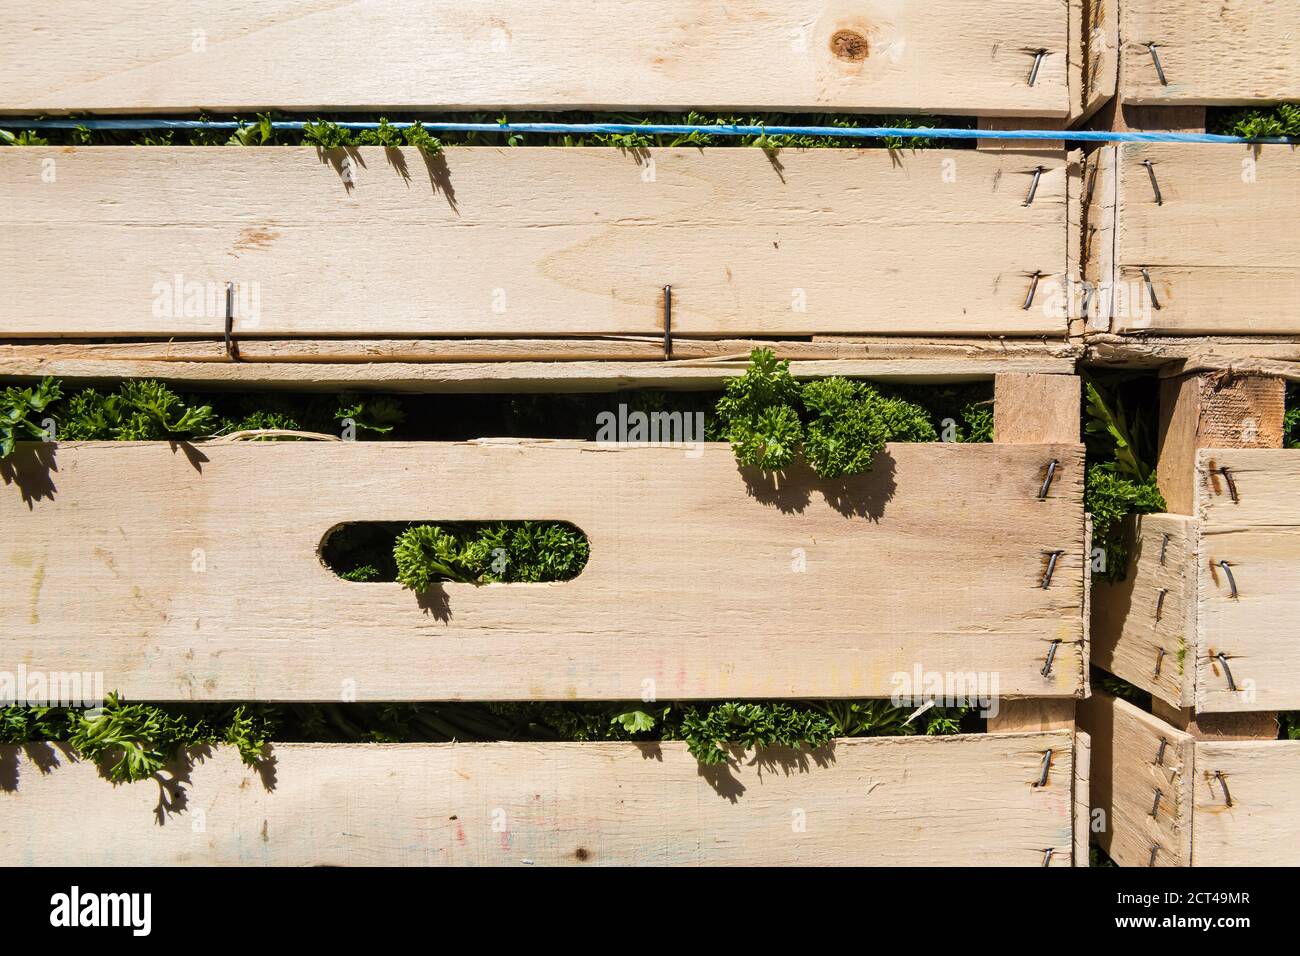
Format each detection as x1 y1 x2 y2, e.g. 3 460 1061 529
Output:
1078 0 1300 867
0 1 1110 866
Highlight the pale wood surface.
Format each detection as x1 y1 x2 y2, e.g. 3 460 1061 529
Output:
994 372 1081 444
0 2 1073 116
1194 448 1300 713
987 700 1076 733
1092 514 1198 709
1150 700 1279 741
1074 729 1092 867
1079 690 1194 867
1080 0 1118 122
2 146 1071 339
0 733 1076 866
1190 741 1300 866
1158 373 1286 515
1120 0 1300 106
0 440 1085 701
0 357 1081 393
1113 144 1300 336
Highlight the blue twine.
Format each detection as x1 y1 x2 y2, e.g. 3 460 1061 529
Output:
0 118 1294 144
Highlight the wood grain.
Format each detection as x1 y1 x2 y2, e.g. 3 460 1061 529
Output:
1191 740 1300 866
1120 0 1300 106
1079 689 1194 867
1194 449 1300 713
1 146 1071 338
1113 144 1300 336
1091 514 1197 709
0 1 1072 116
994 372 1081 444
0 440 1086 701
0 733 1075 866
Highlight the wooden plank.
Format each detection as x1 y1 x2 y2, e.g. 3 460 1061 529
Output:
1113 144 1300 335
1191 741 1300 866
0 1 1072 117
1079 0 1118 123
1151 699 1280 741
994 372 1081 443
1074 729 1092 867
988 700 1076 733
1079 690 1194 867
1194 448 1300 713
0 336 1080 365
0 440 1086 701
0 733 1076 866
1091 514 1198 709
2 146 1071 340
0 357 1082 393
1082 146 1117 334
1120 0 1300 106
1157 373 1286 515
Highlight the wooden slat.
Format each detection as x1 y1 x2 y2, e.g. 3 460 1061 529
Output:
1079 689 1194 867
0 732 1075 866
1074 729 1092 867
1120 0 1300 106
1194 448 1300 713
1080 0 1118 122
0 357 1081 393
1191 741 1300 866
1092 514 1197 709
0 1 1072 116
1113 144 1300 335
994 372 1081 444
1 440 1086 701
2 146 1071 339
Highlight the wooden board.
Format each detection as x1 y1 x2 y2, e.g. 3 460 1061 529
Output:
0 356 1080 393
1074 729 1092 867
2 146 1071 339
1112 144 1300 335
1120 0 1300 106
1191 740 1300 866
1091 514 1197 709
0 732 1075 866
1194 448 1300 713
0 440 1086 701
1079 690 1194 867
0 1 1072 117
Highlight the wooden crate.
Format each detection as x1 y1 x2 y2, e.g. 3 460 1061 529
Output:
1085 143 1300 336
0 1 1081 118
1 146 1080 341
1118 0 1300 107
1092 372 1299 713
0 731 1085 866
1081 689 1298 867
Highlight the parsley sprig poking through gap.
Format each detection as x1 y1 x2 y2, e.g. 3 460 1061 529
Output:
0 376 61 457
715 348 936 478
392 521 589 591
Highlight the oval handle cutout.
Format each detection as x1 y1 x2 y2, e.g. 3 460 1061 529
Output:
321 520 589 589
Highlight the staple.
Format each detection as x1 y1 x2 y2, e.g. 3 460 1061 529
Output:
1147 43 1168 85
224 282 239 362
1140 267 1162 310
1028 49 1048 87
1041 552 1063 590
1023 165 1046 206
1215 651 1238 691
1041 847 1054 867
1155 736 1168 766
663 285 673 360
1141 159 1163 206
1159 533 1170 565
1023 271 1042 310
1154 647 1166 679
1217 561 1239 600
1149 844 1161 867
1151 788 1163 818
1038 458 1059 500
1214 771 1233 808
1155 588 1168 622
1040 638 1062 676
1034 749 1053 787
1220 466 1238 503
